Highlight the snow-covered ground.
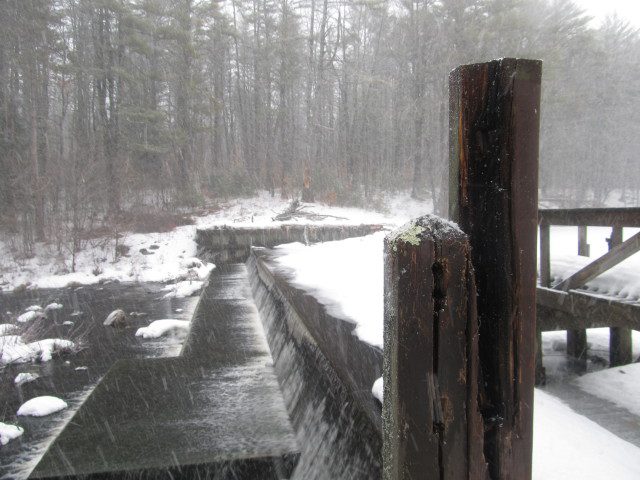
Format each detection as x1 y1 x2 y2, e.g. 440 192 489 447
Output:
0 191 431 294
574 363 640 417
533 389 639 479
274 230 640 479
0 335 76 366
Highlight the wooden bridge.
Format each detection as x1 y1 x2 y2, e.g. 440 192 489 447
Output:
384 58 639 480
537 207 640 377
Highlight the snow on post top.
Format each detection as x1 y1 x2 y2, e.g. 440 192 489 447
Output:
386 214 464 251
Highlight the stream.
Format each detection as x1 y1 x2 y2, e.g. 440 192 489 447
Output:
0 282 199 479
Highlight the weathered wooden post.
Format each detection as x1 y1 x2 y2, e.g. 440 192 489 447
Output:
383 216 487 480
608 226 633 366
449 58 541 479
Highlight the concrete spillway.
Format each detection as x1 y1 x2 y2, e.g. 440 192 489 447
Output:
27 227 385 479
248 249 383 479
29 265 299 479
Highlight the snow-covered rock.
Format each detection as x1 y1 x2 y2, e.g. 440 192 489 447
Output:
25 305 43 312
17 396 67 417
17 311 45 323
14 372 39 385
28 339 75 362
1 337 75 365
0 324 18 335
135 319 190 339
0 336 33 365
180 257 203 269
0 422 24 446
44 303 63 312
163 281 203 299
103 309 126 327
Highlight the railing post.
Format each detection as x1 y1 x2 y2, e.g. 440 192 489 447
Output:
578 226 590 256
449 58 541 479
567 226 589 366
383 216 487 480
537 220 551 384
609 226 633 366
539 222 551 288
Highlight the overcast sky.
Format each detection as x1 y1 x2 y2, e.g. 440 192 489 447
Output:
572 0 640 27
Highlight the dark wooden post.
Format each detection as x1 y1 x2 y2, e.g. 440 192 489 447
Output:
609 226 633 366
383 216 487 480
578 226 590 257
449 58 540 480
567 227 589 364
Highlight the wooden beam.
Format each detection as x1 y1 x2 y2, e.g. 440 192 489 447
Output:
554 231 640 291
537 287 640 331
538 208 640 227
450 58 540 480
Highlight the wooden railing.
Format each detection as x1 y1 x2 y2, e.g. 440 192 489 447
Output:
537 208 640 369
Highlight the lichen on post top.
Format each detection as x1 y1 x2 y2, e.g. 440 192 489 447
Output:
385 214 464 252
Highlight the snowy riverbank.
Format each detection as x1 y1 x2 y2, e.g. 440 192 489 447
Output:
0 191 431 294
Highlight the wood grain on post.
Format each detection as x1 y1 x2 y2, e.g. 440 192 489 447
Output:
608 227 633 366
449 58 541 480
383 215 487 480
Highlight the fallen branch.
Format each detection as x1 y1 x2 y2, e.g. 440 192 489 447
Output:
272 199 348 222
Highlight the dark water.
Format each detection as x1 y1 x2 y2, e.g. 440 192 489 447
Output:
0 283 199 479
29 264 299 480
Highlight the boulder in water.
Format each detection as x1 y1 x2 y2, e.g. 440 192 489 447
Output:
103 309 127 327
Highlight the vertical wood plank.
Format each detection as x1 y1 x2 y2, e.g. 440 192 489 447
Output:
383 216 487 480
449 58 541 480
609 226 633 366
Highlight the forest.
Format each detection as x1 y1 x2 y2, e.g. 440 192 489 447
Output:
1 0 639 256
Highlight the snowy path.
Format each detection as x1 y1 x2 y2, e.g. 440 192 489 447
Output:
541 380 640 448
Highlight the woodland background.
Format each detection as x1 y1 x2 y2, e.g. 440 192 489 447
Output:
1 0 639 256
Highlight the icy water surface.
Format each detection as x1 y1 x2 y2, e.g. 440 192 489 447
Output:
0 282 199 479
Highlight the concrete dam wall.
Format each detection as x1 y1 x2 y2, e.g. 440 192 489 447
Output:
197 224 383 263
247 249 383 479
